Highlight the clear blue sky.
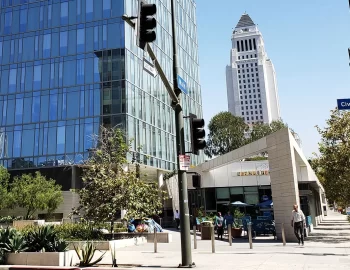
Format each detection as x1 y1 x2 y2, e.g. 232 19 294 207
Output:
196 0 350 157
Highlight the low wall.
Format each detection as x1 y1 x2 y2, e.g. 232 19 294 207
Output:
7 251 74 266
68 237 147 250
12 220 45 229
103 232 172 243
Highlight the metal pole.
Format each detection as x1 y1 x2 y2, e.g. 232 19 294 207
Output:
193 225 197 249
211 225 215 253
154 227 157 253
228 224 232 246
248 222 253 249
282 223 286 246
171 0 192 267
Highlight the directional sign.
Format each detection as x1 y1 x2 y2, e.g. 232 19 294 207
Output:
143 58 157 77
337 99 350 110
177 75 188 94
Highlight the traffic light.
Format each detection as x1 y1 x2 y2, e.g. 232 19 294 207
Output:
190 114 206 155
137 0 157 50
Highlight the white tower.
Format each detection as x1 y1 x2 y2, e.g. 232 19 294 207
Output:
226 14 281 125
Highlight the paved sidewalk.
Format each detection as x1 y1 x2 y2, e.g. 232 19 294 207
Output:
97 211 350 269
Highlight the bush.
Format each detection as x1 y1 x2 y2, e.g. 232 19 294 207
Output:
54 223 104 241
0 216 23 223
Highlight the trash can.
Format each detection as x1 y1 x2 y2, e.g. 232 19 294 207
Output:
201 222 212 240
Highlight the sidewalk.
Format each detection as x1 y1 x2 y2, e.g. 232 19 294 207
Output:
97 211 350 269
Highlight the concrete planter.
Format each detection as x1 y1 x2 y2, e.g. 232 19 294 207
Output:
68 237 147 250
6 251 74 266
12 220 45 229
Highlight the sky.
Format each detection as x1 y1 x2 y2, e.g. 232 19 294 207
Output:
196 0 350 158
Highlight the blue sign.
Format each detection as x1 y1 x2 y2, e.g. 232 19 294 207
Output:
337 99 350 110
177 75 188 94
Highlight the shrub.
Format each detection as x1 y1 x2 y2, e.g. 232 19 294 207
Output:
74 242 106 267
54 223 104 241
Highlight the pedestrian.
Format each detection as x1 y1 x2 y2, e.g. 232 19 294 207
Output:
224 211 234 228
215 212 224 240
291 204 305 245
175 210 180 230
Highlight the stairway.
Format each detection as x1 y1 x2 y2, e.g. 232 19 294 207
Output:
306 211 350 244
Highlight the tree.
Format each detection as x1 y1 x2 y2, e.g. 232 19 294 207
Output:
250 120 288 142
76 126 165 223
205 112 248 158
314 109 350 206
0 166 10 211
9 172 63 219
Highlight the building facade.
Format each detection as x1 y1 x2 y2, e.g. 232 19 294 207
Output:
226 13 280 125
0 0 203 218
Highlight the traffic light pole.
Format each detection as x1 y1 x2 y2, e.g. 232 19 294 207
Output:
171 0 193 267
123 0 193 266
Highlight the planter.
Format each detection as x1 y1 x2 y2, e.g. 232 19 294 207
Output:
231 227 242 238
13 220 45 229
6 251 74 266
201 226 212 240
67 237 147 250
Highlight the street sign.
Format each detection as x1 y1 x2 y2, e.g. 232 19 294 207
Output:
177 75 188 94
143 58 157 77
337 99 350 110
179 154 190 171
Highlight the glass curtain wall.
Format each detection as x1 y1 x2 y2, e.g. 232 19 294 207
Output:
124 0 204 171
0 0 125 169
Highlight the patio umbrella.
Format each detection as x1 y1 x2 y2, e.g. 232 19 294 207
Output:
257 200 273 207
231 201 251 207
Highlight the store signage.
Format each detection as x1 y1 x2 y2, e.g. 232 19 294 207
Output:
236 170 269 176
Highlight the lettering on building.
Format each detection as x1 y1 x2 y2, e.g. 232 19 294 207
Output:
236 170 269 176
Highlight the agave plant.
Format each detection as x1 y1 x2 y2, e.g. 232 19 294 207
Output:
0 249 6 265
0 227 17 249
3 234 28 253
25 225 68 252
74 242 106 267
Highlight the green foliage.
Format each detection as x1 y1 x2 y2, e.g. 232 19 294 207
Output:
76 126 166 222
0 166 10 211
250 120 288 142
0 227 18 250
54 223 104 241
74 242 106 267
315 109 350 205
23 225 68 252
0 249 5 265
205 112 248 158
9 172 63 219
244 156 268 161
3 233 28 253
0 216 22 224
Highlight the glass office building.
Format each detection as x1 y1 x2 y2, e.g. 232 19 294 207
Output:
0 0 204 174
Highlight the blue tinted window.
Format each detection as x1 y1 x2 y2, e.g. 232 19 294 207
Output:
68 29 77 55
5 11 12 34
22 129 34 157
20 8 27 32
51 33 59 57
20 67 25 91
1 69 9 94
49 93 58 121
63 60 76 86
23 97 31 123
0 41 2 63
48 127 56 154
23 36 34 61
42 64 50 89
2 101 7 125
7 99 15 125
15 98 23 124
40 95 49 122
60 31 68 55
13 130 21 157
25 66 33 91
33 65 42 90
61 2 68 25
103 0 111 18
66 125 74 153
57 126 65 154
28 7 39 31
9 68 16 93
32 95 40 122
86 0 93 21
43 34 51 58
77 59 84 84
67 91 79 119
77 28 85 53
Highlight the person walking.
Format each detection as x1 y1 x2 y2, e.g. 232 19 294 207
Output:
215 212 224 240
291 204 305 245
224 211 234 228
175 210 180 230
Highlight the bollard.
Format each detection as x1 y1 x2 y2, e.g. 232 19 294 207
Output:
248 222 253 249
193 225 197 249
211 225 215 253
282 223 286 246
154 227 157 253
228 224 232 246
